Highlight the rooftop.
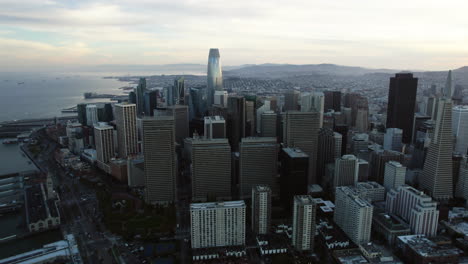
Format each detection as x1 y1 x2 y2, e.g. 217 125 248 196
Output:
190 200 246 210
282 147 309 158
398 235 463 257
294 195 315 205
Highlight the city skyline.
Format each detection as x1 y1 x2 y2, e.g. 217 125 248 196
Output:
1 0 468 71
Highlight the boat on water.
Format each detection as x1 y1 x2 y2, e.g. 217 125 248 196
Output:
2 139 19 145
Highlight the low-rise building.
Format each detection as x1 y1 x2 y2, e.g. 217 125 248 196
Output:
372 209 411 246
25 184 60 233
396 235 463 264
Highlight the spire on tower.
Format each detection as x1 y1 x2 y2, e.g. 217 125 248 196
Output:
443 70 453 99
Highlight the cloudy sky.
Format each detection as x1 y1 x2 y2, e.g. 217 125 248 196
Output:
1 0 468 71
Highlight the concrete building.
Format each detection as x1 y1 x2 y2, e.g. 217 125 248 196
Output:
317 128 342 185
350 133 369 156
214 90 228 107
386 185 439 236
283 111 321 184
85 104 98 127
455 156 468 205
292 195 317 251
204 116 226 139
384 161 406 192
94 124 114 166
127 156 144 187
369 149 404 184
184 137 231 201
334 155 359 188
353 181 385 202
334 186 373 245
190 200 246 249
168 105 189 144
142 115 176 204
115 103 138 158
239 137 278 198
384 128 403 152
324 90 341 112
452 105 468 155
300 92 324 127
372 209 411 246
260 111 277 137
284 90 300 111
252 185 272 235
280 148 309 209
396 235 463 264
421 71 454 200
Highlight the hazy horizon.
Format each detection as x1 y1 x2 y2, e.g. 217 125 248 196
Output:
1 0 468 72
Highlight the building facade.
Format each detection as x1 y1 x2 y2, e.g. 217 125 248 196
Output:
252 185 272 235
115 103 138 158
292 195 317 251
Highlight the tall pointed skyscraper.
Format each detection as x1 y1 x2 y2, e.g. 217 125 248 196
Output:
207 48 223 108
420 70 454 200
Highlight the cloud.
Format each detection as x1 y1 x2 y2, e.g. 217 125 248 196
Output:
0 0 467 70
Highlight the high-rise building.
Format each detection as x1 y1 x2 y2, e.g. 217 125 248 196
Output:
190 201 246 249
317 128 342 185
144 90 158 115
204 116 226 139
184 137 231 201
357 159 369 182
136 78 147 116
260 111 277 138
227 96 246 151
284 90 300 111
386 185 439 237
245 99 256 136
85 104 98 126
324 91 341 112
115 103 138 158
283 111 321 184
252 185 272 235
420 71 454 200
452 105 468 155
239 137 278 198
386 73 418 144
334 186 373 245
384 128 403 152
214 90 228 107
455 156 468 205
355 107 369 133
333 155 359 188
280 148 309 208
188 87 206 119
77 103 87 126
173 77 186 105
300 92 324 127
142 115 176 204
292 195 317 251
412 113 431 144
94 124 114 165
207 48 223 108
334 124 349 156
353 181 385 202
369 149 404 184
384 161 406 192
350 133 369 157
168 105 189 144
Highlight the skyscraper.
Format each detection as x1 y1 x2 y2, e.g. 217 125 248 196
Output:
284 90 300 111
260 111 277 138
283 111 321 184
452 105 468 155
386 73 418 144
324 90 341 112
280 148 309 209
300 92 324 127
168 105 189 144
292 195 317 251
85 104 98 126
204 116 226 139
94 124 114 166
368 149 404 184
420 71 454 200
239 137 278 198
142 115 176 204
252 185 272 235
144 90 158 115
333 154 359 188
227 95 246 151
136 77 147 116
77 103 87 126
173 77 186 105
184 137 231 201
334 186 373 245
207 48 223 108
455 156 468 205
190 201 246 249
383 161 406 192
384 128 403 152
317 128 342 185
245 99 256 136
115 103 138 158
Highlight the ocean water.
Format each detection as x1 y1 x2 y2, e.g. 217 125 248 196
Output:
0 140 38 175
0 72 132 122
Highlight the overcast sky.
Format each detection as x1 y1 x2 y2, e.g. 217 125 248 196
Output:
1 0 467 71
